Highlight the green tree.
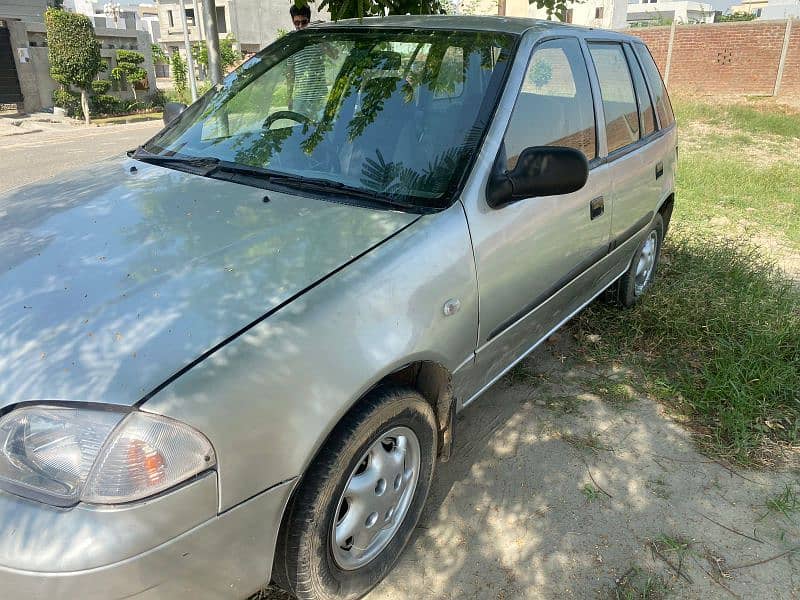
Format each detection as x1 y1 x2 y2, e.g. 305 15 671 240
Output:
45 8 103 124
151 43 168 64
296 0 576 20
171 51 188 97
717 11 756 21
111 49 148 102
192 35 242 71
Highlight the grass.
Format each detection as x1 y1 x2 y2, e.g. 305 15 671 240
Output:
582 483 601 501
578 97 800 466
91 111 163 125
763 484 799 520
671 98 800 245
560 430 614 454
592 380 636 409
611 566 667 600
673 98 800 139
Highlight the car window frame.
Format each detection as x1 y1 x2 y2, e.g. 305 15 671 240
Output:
623 42 657 140
494 34 601 179
586 40 642 158
579 36 677 165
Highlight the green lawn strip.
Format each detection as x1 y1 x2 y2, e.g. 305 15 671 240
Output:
676 155 800 246
578 234 800 465
672 98 800 139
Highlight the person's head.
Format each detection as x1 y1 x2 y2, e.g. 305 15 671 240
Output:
289 4 311 29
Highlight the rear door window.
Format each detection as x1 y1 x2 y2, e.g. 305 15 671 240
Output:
503 37 597 169
634 43 675 128
624 44 656 137
588 42 640 153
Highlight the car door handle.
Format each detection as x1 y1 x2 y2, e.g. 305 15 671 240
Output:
590 196 604 220
655 161 664 179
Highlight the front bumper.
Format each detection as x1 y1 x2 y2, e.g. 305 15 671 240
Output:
0 474 295 599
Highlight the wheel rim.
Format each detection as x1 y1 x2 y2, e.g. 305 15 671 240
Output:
634 230 658 296
331 426 421 571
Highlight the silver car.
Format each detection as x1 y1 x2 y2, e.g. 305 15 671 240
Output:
0 15 675 600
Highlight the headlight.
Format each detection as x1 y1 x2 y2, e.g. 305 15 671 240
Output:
0 406 215 507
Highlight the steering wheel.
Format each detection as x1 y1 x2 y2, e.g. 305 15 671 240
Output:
263 110 313 130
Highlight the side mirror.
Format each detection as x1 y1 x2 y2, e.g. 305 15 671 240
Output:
487 146 589 209
163 101 187 126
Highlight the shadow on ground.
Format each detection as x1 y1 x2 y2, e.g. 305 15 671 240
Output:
264 330 799 599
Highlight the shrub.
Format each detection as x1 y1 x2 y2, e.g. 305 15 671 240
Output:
89 93 121 115
91 79 112 94
145 89 167 108
52 87 81 117
112 49 148 101
45 8 102 123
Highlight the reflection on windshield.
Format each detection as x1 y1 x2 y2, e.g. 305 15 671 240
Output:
144 30 514 209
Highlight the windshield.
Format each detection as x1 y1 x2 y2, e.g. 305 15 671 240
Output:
143 29 516 210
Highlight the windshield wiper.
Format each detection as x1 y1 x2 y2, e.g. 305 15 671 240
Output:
207 162 420 212
127 150 422 212
128 147 220 172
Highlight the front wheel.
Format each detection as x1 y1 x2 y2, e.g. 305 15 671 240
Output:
272 387 437 600
614 213 664 307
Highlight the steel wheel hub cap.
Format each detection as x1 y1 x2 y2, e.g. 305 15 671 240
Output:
634 230 658 296
331 426 421 570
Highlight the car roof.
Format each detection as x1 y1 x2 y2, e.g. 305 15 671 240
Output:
308 14 639 42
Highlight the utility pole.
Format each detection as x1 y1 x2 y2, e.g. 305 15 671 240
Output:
179 0 198 101
202 0 223 85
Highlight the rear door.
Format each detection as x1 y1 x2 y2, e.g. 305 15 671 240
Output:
463 37 612 397
586 41 653 251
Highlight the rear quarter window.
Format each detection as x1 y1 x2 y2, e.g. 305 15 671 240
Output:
634 43 675 128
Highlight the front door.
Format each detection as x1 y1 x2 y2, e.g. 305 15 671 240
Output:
0 22 23 105
463 37 612 399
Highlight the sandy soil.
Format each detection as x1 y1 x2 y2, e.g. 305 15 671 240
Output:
265 332 799 599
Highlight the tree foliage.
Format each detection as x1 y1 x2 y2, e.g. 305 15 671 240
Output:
171 51 188 97
112 49 148 101
717 11 756 21
294 0 575 21
192 35 242 70
151 43 168 64
45 8 103 123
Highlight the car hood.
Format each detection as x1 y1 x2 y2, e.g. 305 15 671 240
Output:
0 157 417 410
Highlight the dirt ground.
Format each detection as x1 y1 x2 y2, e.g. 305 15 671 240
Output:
267 332 799 600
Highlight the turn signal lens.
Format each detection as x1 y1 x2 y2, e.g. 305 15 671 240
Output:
82 411 215 504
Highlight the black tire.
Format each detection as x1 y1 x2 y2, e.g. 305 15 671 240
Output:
272 387 437 600
614 213 664 308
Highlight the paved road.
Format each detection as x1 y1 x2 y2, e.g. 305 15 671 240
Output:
0 121 162 193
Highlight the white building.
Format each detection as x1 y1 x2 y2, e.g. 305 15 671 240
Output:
155 0 329 55
626 0 715 25
758 0 800 18
66 0 138 29
529 0 628 29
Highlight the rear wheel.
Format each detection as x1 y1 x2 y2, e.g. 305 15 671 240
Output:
272 387 437 600
614 213 664 307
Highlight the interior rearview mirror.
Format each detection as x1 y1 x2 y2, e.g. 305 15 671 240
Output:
163 102 188 126
487 146 589 209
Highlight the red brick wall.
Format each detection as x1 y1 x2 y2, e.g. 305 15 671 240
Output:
629 26 671 71
627 20 795 97
780 21 800 94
